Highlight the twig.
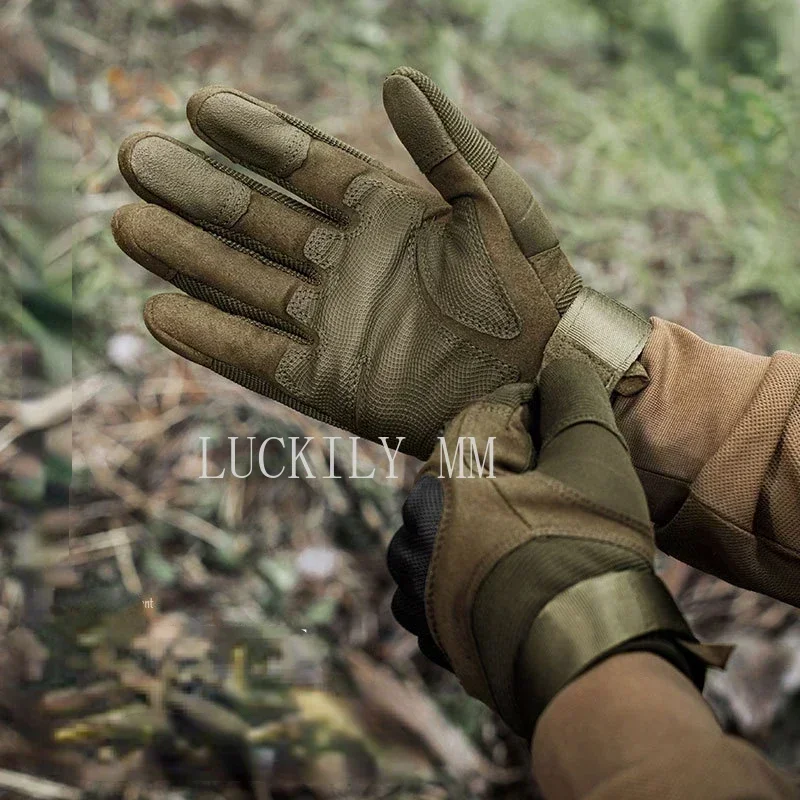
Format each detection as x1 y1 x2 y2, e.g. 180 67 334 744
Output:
105 404 193 440
345 650 521 783
48 526 145 568
78 451 241 556
113 528 143 595
0 378 102 454
157 506 240 554
41 680 125 715
0 768 82 800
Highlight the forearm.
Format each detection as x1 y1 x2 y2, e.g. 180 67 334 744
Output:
614 318 800 605
531 652 798 800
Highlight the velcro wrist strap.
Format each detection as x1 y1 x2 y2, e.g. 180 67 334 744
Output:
541 287 652 393
515 569 733 736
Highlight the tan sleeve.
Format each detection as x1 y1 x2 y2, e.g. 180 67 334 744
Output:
614 318 800 606
531 652 799 800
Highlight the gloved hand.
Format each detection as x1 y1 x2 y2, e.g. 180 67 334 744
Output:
113 68 648 458
388 358 730 737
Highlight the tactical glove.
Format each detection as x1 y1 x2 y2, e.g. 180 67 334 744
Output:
388 358 730 737
113 68 649 458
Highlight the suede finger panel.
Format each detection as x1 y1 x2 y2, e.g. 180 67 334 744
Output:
118 133 326 277
227 190 328 272
142 298 339 431
383 67 497 180
188 86 429 223
119 132 249 228
187 88 312 178
527 246 583 315
484 157 559 258
143 293 300 387
112 203 312 339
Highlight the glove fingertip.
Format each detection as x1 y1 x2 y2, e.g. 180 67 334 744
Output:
186 84 229 129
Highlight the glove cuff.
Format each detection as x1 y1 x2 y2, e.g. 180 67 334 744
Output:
540 287 652 394
513 569 733 738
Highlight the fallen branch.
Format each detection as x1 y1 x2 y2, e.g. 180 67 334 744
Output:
0 768 82 800
345 650 520 784
0 378 102 454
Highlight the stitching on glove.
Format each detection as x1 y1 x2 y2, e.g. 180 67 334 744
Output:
528 245 573 307
418 140 458 174
415 201 522 339
219 179 250 228
408 272 519 385
286 285 319 326
530 473 653 537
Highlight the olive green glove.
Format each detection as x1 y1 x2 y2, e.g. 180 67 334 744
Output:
396 359 730 737
113 68 649 458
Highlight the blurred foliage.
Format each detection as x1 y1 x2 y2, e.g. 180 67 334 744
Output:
1 0 799 796
0 0 796 382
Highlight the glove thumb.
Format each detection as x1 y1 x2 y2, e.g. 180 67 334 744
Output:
536 358 650 523
382 67 558 257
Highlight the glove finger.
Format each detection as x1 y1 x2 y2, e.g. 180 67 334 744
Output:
113 203 314 340
142 293 324 418
401 474 443 541
535 359 650 522
382 67 558 257
390 587 427 637
186 86 429 224
118 132 332 276
390 590 452 671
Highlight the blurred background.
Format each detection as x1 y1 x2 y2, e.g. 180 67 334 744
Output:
1 0 799 797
